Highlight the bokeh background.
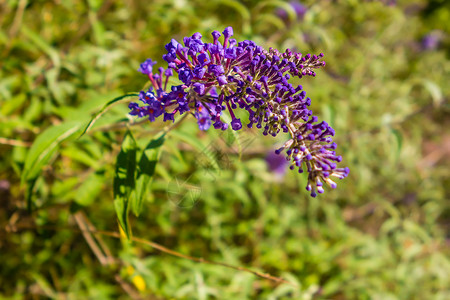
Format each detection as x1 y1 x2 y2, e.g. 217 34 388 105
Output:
1 0 449 299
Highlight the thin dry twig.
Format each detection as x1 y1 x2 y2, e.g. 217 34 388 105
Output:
73 212 113 266
0 137 32 147
8 0 27 39
72 212 146 300
126 233 296 286
5 223 297 287
114 275 146 300
77 212 114 260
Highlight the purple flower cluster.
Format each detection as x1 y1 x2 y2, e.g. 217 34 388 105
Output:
129 27 349 197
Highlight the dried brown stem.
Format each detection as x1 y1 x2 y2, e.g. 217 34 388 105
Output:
0 137 32 147
5 222 297 287
73 212 148 300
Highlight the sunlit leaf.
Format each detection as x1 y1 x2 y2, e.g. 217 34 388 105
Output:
132 134 165 216
423 79 443 107
113 130 137 239
21 25 61 71
21 121 83 209
389 128 403 162
75 172 104 206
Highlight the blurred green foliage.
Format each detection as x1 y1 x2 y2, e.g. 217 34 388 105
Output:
0 0 449 299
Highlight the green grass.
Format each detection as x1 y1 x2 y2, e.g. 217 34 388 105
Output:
0 0 449 299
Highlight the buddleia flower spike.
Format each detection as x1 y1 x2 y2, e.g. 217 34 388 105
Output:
129 27 349 197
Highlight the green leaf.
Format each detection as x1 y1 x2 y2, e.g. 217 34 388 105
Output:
113 130 137 239
132 134 165 217
390 128 403 162
61 146 100 169
0 93 27 115
80 93 139 137
25 178 38 212
31 272 57 298
74 172 104 206
51 177 79 203
21 121 83 209
255 13 286 31
254 0 298 24
423 79 443 107
21 25 61 71
170 131 220 172
22 121 83 183
217 0 251 35
23 97 43 122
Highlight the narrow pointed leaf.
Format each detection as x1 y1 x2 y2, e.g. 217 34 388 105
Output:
21 121 83 210
113 130 137 239
132 134 165 216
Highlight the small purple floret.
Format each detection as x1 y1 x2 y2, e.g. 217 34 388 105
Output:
222 27 233 38
231 118 242 130
138 59 157 75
